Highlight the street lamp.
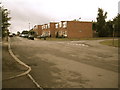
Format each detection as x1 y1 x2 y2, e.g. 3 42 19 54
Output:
78 17 81 21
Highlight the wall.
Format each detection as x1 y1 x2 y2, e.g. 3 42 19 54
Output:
67 21 93 38
33 25 42 36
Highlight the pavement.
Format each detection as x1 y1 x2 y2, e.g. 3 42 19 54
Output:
2 37 36 88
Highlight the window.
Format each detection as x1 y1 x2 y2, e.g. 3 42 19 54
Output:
63 31 65 34
63 22 67 28
45 25 48 29
48 31 50 36
42 26 44 30
79 30 82 32
48 24 50 28
55 23 59 28
43 25 46 29
59 22 62 28
36 25 38 29
65 31 67 34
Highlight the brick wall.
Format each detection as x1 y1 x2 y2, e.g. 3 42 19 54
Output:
67 21 93 38
33 21 93 38
33 25 42 36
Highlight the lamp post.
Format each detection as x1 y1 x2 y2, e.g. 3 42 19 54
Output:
29 22 30 30
78 17 81 21
112 24 115 46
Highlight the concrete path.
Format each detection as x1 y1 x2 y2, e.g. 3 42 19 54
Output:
2 39 36 88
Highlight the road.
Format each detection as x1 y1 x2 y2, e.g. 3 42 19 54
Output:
9 36 118 88
0 37 2 89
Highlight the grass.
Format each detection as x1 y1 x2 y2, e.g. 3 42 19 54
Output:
39 37 118 41
100 39 119 47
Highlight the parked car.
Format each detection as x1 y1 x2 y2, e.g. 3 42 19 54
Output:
12 33 16 36
28 35 34 40
20 34 28 38
37 35 46 39
37 35 48 40
9 33 13 37
19 34 22 37
20 34 25 37
21 31 29 38
24 34 28 38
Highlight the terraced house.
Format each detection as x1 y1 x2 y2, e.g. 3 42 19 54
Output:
33 21 93 38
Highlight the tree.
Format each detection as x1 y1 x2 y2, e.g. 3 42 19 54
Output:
17 31 20 35
0 6 11 37
92 21 97 31
92 21 98 37
105 20 113 37
113 14 120 37
96 8 107 37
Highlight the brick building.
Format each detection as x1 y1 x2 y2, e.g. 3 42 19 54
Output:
32 21 93 38
33 25 42 36
55 21 93 38
41 22 57 37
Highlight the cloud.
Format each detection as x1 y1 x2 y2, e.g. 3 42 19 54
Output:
3 0 55 33
2 0 119 33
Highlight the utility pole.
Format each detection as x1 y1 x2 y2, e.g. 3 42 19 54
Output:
29 22 30 30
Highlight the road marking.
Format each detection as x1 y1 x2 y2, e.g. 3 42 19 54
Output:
67 43 88 47
28 74 43 89
6 37 43 89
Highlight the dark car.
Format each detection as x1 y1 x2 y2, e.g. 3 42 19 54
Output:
28 35 34 40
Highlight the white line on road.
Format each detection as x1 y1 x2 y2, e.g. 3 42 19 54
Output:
67 43 89 47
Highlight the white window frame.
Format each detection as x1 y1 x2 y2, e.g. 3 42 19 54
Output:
42 26 44 30
45 25 48 29
48 24 50 28
59 22 62 28
43 25 46 29
63 22 67 28
55 23 59 28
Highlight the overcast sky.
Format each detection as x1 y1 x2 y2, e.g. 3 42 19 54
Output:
2 0 120 33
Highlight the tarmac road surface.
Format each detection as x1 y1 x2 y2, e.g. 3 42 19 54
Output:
9 36 118 88
0 38 2 89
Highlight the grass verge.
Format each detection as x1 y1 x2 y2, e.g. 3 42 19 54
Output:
100 39 119 47
38 37 118 41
